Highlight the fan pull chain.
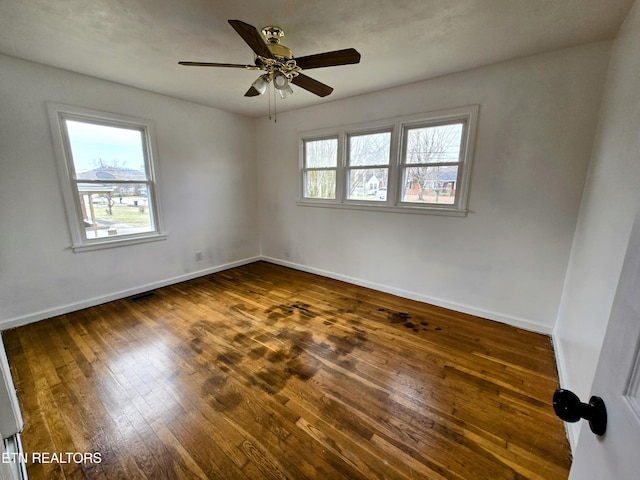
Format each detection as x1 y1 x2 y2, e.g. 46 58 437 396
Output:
273 85 277 123
266 84 277 123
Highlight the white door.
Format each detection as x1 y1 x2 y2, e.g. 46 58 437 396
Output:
569 206 640 479
0 430 19 480
0 338 22 438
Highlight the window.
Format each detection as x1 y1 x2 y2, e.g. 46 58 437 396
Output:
298 105 478 216
400 122 464 206
302 137 338 199
48 104 165 251
346 131 391 202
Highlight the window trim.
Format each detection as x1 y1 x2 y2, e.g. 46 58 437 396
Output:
47 103 166 252
297 105 479 216
345 128 393 204
300 134 340 201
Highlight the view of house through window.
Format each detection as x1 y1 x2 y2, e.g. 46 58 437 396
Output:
65 120 156 239
401 123 464 205
347 131 391 201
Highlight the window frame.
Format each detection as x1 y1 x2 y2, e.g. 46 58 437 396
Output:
345 128 393 204
48 103 166 252
297 105 478 216
398 118 468 210
300 134 341 202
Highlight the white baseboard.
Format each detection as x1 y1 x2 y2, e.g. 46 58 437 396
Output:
0 254 553 337
0 256 260 331
260 256 553 335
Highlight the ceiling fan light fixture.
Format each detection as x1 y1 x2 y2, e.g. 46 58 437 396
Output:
278 83 294 99
251 74 270 95
273 72 293 99
273 72 289 90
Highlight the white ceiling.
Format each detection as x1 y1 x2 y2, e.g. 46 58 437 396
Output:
0 0 634 117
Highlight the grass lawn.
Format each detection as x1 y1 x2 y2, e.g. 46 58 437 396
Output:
93 201 151 228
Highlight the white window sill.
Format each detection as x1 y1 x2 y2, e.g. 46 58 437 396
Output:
71 233 168 252
296 200 468 217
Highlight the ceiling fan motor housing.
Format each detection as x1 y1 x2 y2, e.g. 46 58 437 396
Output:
261 26 293 59
267 43 293 59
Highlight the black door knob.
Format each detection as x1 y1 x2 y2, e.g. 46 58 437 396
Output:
553 389 607 436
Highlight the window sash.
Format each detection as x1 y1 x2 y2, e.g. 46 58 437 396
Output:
346 130 392 168
302 168 337 199
399 165 460 206
303 137 338 169
73 180 157 241
345 167 390 202
401 120 466 165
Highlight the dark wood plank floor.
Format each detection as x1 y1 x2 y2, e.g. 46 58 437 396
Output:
2 262 571 479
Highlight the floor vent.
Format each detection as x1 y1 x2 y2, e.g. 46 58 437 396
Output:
128 291 157 302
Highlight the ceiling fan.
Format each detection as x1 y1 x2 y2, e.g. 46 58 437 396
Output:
179 19 361 99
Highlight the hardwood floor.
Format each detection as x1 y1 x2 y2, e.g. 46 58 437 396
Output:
2 262 571 479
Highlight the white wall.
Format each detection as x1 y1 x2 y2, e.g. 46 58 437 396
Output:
0 41 613 340
0 54 260 328
257 43 610 333
554 0 640 448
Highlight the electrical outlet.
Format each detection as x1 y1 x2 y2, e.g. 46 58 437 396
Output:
195 251 203 262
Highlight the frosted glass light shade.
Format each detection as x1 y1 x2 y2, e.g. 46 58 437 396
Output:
251 74 270 95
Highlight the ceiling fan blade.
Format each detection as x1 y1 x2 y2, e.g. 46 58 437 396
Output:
228 19 274 59
178 61 259 69
294 48 361 70
244 86 261 97
291 73 334 97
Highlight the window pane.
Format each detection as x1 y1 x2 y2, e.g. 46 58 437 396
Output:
401 166 458 204
65 120 148 180
348 132 391 166
347 168 389 201
304 138 337 168
78 183 155 239
405 123 463 164
304 170 336 199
